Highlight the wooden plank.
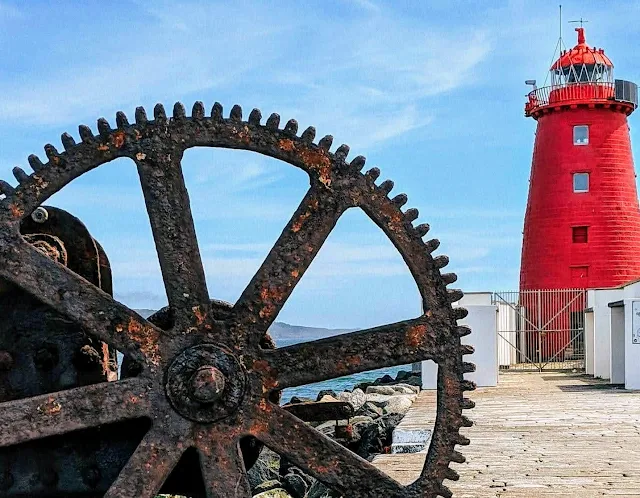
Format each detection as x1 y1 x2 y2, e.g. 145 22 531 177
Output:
373 372 640 496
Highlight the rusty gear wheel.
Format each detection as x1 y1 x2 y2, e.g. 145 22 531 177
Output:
0 101 475 498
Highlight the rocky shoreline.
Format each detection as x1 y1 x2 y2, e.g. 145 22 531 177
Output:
250 370 422 498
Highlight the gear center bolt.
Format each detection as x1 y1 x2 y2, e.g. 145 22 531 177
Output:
190 365 226 404
165 344 246 423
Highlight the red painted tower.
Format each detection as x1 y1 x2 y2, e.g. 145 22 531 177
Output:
521 27 640 291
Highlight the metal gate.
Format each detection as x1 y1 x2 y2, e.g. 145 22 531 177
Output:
493 289 587 371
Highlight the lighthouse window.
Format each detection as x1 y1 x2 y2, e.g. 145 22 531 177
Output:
573 125 589 145
572 226 589 243
573 173 589 192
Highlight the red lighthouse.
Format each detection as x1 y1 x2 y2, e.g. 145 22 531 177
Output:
521 27 640 291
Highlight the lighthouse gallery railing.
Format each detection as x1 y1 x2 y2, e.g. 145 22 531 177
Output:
525 80 638 115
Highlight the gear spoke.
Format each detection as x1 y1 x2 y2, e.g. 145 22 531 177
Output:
198 437 252 498
136 150 209 326
251 404 405 497
104 427 185 498
0 236 162 366
0 378 151 448
261 315 442 389
232 185 344 339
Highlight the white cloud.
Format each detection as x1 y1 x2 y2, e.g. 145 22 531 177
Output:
0 0 491 154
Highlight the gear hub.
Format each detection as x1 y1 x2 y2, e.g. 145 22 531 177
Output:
165 344 246 423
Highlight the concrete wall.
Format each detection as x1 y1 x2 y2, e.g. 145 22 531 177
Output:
610 306 625 384
457 292 492 306
588 285 640 388
585 309 594 375
625 300 640 389
496 302 518 367
422 293 498 389
588 288 622 379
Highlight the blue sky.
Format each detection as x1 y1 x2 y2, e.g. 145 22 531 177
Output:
2 0 640 329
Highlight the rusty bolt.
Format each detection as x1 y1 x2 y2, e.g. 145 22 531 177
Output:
0 351 13 371
31 207 49 223
34 346 58 370
81 466 101 489
190 366 226 404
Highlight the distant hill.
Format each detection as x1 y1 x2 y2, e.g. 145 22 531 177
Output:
268 322 356 343
134 309 354 343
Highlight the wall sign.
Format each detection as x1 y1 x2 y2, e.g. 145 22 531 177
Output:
633 301 640 344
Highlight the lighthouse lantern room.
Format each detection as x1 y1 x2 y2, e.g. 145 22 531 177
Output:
520 27 640 291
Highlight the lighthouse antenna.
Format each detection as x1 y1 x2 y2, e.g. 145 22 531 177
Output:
559 4 562 47
543 6 564 87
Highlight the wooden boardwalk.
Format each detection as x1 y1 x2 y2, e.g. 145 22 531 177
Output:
373 372 640 497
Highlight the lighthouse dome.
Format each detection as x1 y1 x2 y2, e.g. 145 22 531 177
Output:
550 28 613 83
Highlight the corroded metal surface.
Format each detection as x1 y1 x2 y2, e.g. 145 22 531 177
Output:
0 102 475 497
282 401 355 422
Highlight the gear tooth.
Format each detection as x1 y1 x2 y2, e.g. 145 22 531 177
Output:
461 415 473 427
283 119 298 134
444 468 460 481
154 103 167 121
454 434 471 446
448 288 463 303
434 255 449 269
404 208 419 222
266 113 280 130
230 104 243 121
451 451 466 464
436 483 453 498
318 135 333 150
415 223 430 237
461 380 476 392
392 193 408 207
78 125 94 143
211 102 224 121
12 167 29 183
61 133 76 150
44 144 60 160
335 144 350 161
97 118 111 136
173 102 186 119
135 106 148 124
454 307 469 320
301 126 316 143
442 272 457 285
425 238 440 252
248 108 262 125
115 111 129 128
365 167 380 181
462 361 476 373
457 325 471 336
379 179 394 194
350 155 366 171
0 180 15 196
28 154 44 171
461 397 475 409
192 101 205 119
461 344 475 356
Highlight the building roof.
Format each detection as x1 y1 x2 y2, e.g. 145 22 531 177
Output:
551 28 613 70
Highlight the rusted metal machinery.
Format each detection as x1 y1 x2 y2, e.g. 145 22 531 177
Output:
0 102 475 498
